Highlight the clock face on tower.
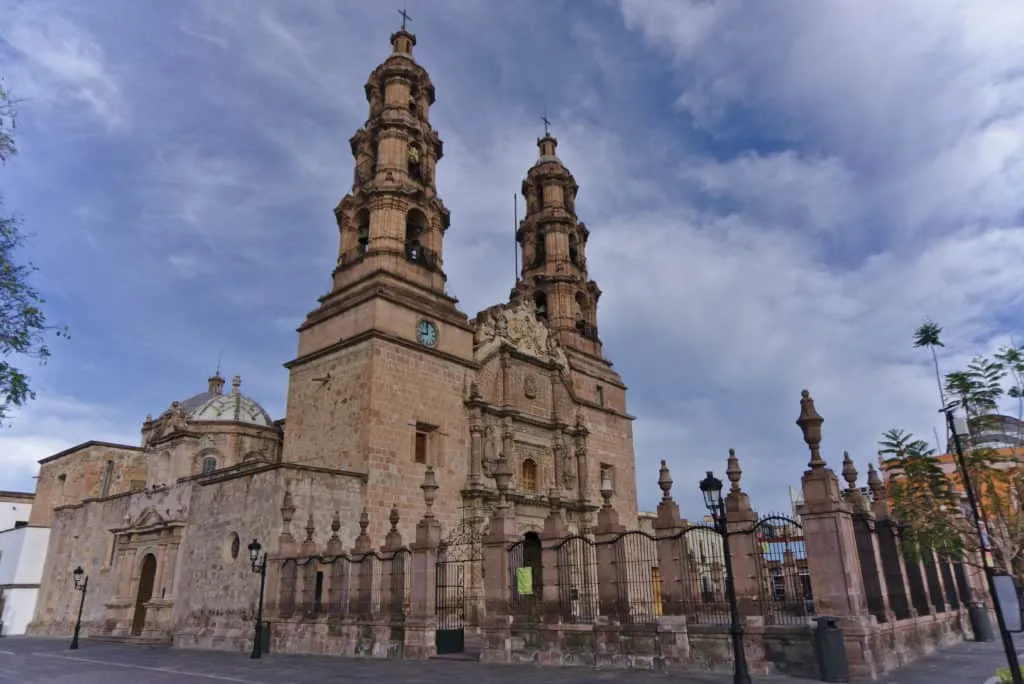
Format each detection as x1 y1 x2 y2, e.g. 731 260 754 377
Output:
417 319 439 348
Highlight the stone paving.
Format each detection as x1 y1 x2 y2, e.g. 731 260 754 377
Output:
0 636 1017 683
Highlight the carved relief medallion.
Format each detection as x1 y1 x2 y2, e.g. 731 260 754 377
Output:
523 374 538 399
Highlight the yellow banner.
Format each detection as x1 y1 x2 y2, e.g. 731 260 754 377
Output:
516 567 533 595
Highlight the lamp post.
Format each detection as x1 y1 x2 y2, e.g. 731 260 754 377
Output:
69 566 88 650
943 409 1023 684
700 470 751 684
247 539 268 660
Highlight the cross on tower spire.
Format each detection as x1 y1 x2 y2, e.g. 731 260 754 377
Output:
540 107 552 137
398 5 412 30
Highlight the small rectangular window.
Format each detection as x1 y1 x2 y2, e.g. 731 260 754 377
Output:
314 570 324 612
414 431 428 464
100 460 114 498
596 385 604 407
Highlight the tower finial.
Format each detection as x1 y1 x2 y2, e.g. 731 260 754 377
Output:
398 5 412 31
541 106 551 137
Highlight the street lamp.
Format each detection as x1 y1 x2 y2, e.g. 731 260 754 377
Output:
943 408 1023 684
248 539 268 660
700 470 751 684
69 566 88 650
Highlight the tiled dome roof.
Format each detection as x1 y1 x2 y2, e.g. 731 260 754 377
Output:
164 373 274 428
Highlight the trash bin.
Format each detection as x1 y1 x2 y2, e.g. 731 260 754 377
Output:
260 621 271 654
814 616 849 682
968 601 994 642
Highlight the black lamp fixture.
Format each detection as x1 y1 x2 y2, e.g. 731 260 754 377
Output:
699 470 725 516
699 469 750 684
69 565 88 650
248 538 268 660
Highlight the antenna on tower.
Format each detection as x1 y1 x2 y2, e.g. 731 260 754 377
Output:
514 193 519 282
215 350 222 376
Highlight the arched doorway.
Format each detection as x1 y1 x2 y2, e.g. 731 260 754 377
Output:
131 553 157 636
523 532 543 597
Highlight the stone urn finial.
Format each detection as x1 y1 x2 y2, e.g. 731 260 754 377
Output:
867 463 884 497
331 511 341 535
726 448 742 494
389 503 400 532
305 513 315 542
796 389 825 468
358 508 369 535
421 466 438 518
841 450 858 491
658 460 673 501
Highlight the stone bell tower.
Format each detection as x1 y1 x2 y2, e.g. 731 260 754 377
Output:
512 132 603 359
510 128 638 523
281 24 475 543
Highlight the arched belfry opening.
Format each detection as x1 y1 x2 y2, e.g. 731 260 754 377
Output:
405 208 429 264
568 232 580 266
575 291 596 340
356 208 370 254
534 291 548 321
533 229 546 267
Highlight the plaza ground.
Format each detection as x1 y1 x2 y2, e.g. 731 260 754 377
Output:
0 636 1017 683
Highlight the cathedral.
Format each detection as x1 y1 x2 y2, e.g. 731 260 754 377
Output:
27 24 638 647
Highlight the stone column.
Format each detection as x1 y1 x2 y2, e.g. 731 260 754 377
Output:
540 489 568 623
795 390 877 680
868 464 915 620
379 505 405 620
593 478 625 621
351 509 376 617
651 461 691 661
480 456 517 663
652 461 687 616
724 449 760 617
842 454 893 623
405 468 442 659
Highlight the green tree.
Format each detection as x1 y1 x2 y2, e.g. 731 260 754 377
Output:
0 82 67 422
878 427 963 560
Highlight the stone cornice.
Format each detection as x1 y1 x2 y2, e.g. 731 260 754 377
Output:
285 326 479 373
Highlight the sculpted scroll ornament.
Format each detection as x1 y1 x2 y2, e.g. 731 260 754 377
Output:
473 300 568 368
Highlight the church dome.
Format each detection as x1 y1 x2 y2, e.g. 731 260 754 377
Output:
163 373 274 428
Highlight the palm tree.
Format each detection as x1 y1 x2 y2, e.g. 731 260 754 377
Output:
913 319 947 412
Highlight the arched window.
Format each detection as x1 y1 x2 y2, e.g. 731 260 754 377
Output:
356 209 370 254
568 232 579 266
533 229 546 266
533 292 548 321
405 209 429 264
521 458 538 492
201 456 217 475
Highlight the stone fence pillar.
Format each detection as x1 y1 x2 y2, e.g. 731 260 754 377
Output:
405 468 442 659
795 390 877 680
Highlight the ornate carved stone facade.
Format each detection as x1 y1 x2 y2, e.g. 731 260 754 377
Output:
27 24 638 653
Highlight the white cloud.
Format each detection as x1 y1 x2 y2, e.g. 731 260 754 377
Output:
0 3 126 129
0 395 138 491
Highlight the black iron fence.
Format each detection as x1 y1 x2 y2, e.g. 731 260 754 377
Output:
276 549 409 621
751 515 815 625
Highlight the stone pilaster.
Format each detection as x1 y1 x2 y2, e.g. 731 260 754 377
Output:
724 449 760 617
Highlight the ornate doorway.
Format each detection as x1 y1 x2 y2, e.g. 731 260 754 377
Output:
131 553 157 636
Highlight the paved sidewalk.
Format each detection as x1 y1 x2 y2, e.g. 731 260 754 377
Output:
0 635 1016 683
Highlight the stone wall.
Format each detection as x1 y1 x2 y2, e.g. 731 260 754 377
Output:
173 464 365 651
29 443 146 527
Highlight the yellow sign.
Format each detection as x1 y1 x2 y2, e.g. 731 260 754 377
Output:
516 567 533 595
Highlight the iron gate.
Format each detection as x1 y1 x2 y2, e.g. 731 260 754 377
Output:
435 527 477 655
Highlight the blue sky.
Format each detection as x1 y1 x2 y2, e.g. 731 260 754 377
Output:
1 0 1023 519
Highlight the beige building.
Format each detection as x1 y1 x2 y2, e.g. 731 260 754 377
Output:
28 25 638 649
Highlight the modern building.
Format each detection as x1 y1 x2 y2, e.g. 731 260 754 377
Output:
0 490 43 635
